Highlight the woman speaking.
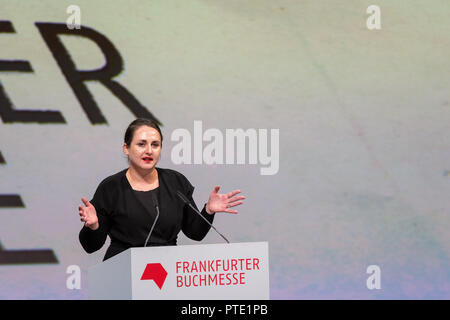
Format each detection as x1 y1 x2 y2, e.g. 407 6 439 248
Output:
78 118 245 261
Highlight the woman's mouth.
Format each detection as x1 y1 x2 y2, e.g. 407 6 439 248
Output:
142 157 153 163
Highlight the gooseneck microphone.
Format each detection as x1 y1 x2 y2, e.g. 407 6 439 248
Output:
176 190 230 244
144 191 160 247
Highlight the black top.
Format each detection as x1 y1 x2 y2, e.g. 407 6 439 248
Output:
133 188 159 229
78 167 215 261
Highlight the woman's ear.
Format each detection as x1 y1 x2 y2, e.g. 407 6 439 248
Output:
123 143 129 156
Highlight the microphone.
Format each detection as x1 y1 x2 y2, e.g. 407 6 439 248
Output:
144 191 160 247
176 190 230 244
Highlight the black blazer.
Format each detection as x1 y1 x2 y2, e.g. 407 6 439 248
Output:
79 167 215 261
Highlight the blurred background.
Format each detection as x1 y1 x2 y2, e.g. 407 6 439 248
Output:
0 0 449 299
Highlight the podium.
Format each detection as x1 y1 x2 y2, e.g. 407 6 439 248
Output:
88 242 269 300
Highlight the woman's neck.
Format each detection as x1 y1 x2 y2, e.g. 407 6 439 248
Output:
126 166 158 189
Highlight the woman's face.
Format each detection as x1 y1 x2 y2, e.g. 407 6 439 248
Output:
123 125 162 172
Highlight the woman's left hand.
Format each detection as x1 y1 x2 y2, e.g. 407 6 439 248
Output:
206 186 245 214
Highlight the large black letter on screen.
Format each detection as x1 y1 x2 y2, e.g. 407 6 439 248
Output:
0 21 65 123
35 22 160 125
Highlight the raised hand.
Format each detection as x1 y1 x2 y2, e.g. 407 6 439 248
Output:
78 197 99 230
206 186 245 214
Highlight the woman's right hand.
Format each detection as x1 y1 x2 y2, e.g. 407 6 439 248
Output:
78 197 99 230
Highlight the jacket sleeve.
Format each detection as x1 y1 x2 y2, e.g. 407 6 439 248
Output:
181 184 215 241
78 182 112 254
